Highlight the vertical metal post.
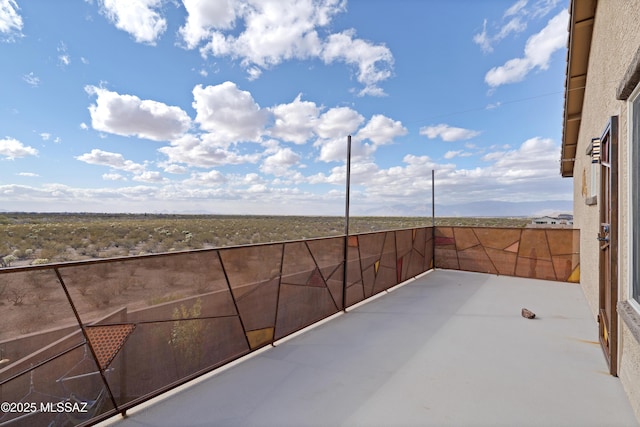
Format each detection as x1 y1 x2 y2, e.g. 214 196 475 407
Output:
431 169 435 228
53 268 120 413
342 135 352 311
431 169 436 268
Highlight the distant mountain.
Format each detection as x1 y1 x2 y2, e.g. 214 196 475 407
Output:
358 200 572 218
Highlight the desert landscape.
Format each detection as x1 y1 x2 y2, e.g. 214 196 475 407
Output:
0 213 531 267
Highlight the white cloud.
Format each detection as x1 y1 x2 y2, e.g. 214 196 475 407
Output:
358 155 447 199
151 82 404 170
487 136 559 180
260 147 301 176
179 0 240 49
321 29 393 96
18 172 38 177
192 82 266 146
341 137 567 206
485 8 568 87
495 17 526 42
40 133 51 141
242 173 263 185
444 150 472 159
23 72 40 87
504 0 528 18
0 183 175 211
85 86 192 141
246 183 268 193
308 161 379 186
197 0 337 66
474 13 527 53
530 0 561 18
315 136 374 163
0 0 23 41
99 0 167 45
103 173 127 181
133 171 166 183
183 170 228 186
473 19 492 53
312 106 367 162
314 137 344 163
159 134 261 168
246 66 262 81
0 135 571 214
185 0 392 95
420 124 481 142
76 149 146 174
0 137 38 159
312 110 406 162
58 42 71 66
269 94 320 144
355 114 407 146
163 164 188 174
473 0 560 54
315 106 364 140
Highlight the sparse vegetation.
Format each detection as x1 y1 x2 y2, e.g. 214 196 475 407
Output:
0 213 531 266
169 298 206 376
6 286 27 306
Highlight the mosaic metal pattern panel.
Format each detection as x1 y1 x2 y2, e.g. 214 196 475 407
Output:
85 324 136 370
434 227 580 282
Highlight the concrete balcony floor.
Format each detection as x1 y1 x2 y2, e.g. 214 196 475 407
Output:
103 270 639 427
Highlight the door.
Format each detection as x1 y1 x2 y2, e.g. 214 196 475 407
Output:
598 116 618 376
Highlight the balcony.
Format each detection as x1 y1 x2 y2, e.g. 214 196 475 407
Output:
103 269 637 427
1 226 637 426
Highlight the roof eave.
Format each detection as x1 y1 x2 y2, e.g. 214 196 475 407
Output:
561 0 597 178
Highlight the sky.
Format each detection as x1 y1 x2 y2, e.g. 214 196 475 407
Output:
0 0 573 216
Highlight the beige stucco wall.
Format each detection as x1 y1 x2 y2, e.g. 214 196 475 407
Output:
571 0 640 421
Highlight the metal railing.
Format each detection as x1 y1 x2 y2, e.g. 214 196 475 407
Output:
0 226 578 426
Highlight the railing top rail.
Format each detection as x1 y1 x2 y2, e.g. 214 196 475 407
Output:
0 225 438 274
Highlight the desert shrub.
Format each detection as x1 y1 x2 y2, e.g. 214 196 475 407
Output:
38 246 59 261
116 276 136 295
98 247 128 258
2 254 16 267
24 270 49 289
17 307 49 334
169 298 206 375
158 239 176 253
7 287 27 306
77 245 100 258
88 284 114 308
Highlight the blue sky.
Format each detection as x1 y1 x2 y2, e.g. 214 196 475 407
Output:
0 0 572 216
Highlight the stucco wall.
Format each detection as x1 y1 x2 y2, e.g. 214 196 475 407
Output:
571 0 640 421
